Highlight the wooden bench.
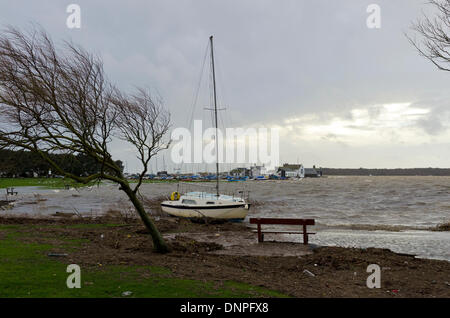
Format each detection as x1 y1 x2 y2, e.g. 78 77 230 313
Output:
6 188 18 196
249 218 315 245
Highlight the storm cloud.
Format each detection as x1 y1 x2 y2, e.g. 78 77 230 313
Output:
0 0 448 170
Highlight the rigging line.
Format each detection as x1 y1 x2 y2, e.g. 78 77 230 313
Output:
214 49 233 130
215 57 225 106
207 54 215 131
214 54 227 115
208 55 215 126
180 39 209 175
213 45 233 175
188 40 210 131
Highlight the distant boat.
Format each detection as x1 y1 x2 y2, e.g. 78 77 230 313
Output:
161 36 250 221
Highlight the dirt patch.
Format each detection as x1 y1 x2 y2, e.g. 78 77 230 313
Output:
0 215 129 225
165 231 313 257
141 195 169 216
0 200 11 207
169 235 223 253
431 222 450 232
1 216 450 297
0 200 14 210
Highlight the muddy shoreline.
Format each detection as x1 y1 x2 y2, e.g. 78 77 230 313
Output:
1 215 449 297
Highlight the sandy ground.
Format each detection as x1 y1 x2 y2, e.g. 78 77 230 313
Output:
1 215 449 298
164 230 313 257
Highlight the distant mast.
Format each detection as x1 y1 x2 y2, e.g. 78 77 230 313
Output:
210 35 220 197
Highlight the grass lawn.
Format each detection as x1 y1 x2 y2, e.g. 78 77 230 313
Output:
0 223 286 298
0 177 215 189
0 178 100 189
0 177 230 189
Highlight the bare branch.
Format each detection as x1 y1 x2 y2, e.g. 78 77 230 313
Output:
0 25 171 252
406 0 450 71
111 88 171 193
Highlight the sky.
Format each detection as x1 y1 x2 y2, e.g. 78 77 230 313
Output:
0 0 449 172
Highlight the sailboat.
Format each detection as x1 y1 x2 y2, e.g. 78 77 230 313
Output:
161 36 250 221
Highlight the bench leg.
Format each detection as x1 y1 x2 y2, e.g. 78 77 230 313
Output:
257 224 264 243
303 224 308 245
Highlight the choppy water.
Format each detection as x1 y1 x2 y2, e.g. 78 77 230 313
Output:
2 176 449 260
248 176 450 228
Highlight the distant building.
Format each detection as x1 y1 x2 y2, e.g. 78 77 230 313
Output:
230 167 250 177
157 171 168 177
250 165 267 178
304 165 323 178
277 164 304 178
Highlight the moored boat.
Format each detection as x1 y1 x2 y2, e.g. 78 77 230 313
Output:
161 36 251 221
161 191 250 220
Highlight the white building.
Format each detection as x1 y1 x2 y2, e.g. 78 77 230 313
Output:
250 165 267 178
277 164 304 178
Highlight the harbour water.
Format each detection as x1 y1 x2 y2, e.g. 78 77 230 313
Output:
2 176 449 260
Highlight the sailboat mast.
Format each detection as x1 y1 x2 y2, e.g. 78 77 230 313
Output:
209 35 220 197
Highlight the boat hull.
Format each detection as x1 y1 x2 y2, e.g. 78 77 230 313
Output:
161 202 249 220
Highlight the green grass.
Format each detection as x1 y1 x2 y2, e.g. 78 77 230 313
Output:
0 177 99 189
0 225 287 298
0 177 228 189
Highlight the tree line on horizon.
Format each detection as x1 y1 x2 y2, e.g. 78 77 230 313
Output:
322 168 450 176
0 149 124 178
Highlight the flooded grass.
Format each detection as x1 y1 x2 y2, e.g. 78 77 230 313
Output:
0 178 99 189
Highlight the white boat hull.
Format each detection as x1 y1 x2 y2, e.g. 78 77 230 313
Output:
161 202 249 220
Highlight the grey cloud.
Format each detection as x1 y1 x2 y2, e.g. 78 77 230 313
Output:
418 116 445 136
0 0 449 169
411 99 450 136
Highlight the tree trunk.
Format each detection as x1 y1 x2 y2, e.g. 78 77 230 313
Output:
120 184 169 253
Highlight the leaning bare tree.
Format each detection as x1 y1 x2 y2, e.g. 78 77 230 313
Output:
0 26 170 253
406 0 450 71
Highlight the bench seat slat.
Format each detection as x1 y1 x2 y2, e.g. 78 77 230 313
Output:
251 230 316 234
249 218 315 225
